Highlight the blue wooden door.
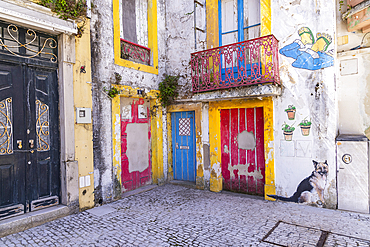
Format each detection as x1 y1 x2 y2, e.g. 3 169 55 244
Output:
172 111 196 181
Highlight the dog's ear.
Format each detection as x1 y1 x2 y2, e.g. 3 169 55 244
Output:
325 160 328 164
312 160 318 169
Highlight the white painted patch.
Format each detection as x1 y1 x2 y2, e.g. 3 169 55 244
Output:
121 105 132 119
126 123 149 173
237 130 256 150
296 140 312 158
266 141 274 163
212 162 221 177
138 105 147 119
280 140 295 157
228 163 263 180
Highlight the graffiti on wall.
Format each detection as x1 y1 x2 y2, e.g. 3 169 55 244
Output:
282 105 312 141
280 27 334 70
299 117 312 136
267 160 328 206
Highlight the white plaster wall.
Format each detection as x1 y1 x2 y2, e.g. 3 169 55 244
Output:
337 49 370 135
165 0 196 97
272 0 337 208
336 0 370 137
90 0 167 203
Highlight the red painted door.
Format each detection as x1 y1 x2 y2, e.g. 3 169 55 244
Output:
221 107 265 195
121 98 151 192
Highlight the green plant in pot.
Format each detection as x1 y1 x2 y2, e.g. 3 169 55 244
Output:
284 105 296 120
299 118 312 136
282 122 295 141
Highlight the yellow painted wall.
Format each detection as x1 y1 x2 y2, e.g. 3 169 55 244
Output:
208 98 276 199
73 20 94 210
167 104 203 189
261 0 271 36
206 0 219 49
111 86 164 188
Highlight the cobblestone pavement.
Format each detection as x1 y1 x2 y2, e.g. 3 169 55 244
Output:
1 184 370 246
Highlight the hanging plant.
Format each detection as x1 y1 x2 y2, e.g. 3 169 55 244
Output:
103 86 119 99
158 74 180 108
37 0 88 37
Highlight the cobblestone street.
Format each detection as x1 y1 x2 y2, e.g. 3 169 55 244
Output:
1 184 370 246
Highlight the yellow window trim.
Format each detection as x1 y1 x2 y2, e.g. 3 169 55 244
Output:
113 0 158 74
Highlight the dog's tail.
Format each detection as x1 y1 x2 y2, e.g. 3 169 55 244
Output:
267 194 298 202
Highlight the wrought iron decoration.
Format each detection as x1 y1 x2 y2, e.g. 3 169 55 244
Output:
0 98 12 155
0 24 57 62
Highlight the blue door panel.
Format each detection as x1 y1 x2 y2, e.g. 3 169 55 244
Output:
172 111 195 182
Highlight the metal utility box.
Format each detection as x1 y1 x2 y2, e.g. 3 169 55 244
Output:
336 135 369 214
76 107 92 124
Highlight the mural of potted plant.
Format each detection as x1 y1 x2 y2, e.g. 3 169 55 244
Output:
282 122 295 141
285 105 296 120
299 118 312 136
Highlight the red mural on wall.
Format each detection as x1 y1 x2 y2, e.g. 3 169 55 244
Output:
121 98 151 192
221 107 265 195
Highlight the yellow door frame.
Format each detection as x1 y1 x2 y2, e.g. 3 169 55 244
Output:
209 97 275 200
111 85 164 194
167 103 204 189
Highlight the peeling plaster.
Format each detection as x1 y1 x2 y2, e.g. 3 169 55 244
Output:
266 141 274 164
211 162 221 177
228 163 264 180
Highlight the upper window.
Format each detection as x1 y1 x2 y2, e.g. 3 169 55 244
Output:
113 0 158 74
219 0 261 46
120 0 148 47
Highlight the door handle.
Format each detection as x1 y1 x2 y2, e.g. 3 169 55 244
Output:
176 143 179 149
17 140 22 149
29 139 34 149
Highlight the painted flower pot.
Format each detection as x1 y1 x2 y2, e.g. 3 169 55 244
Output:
286 110 296 120
300 125 311 136
283 131 293 141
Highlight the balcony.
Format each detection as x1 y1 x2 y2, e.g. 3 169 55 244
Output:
120 38 151 65
191 35 280 93
344 0 370 32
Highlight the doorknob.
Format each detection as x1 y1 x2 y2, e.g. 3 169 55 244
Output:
17 140 22 149
29 139 34 149
176 143 179 149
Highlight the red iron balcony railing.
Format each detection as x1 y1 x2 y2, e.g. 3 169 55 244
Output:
191 35 280 93
120 38 151 65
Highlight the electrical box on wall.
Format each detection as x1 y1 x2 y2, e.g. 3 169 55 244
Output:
76 107 92 124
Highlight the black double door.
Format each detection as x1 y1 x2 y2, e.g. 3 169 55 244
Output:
0 58 60 220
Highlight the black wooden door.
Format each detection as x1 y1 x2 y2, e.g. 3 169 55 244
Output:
0 57 59 219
